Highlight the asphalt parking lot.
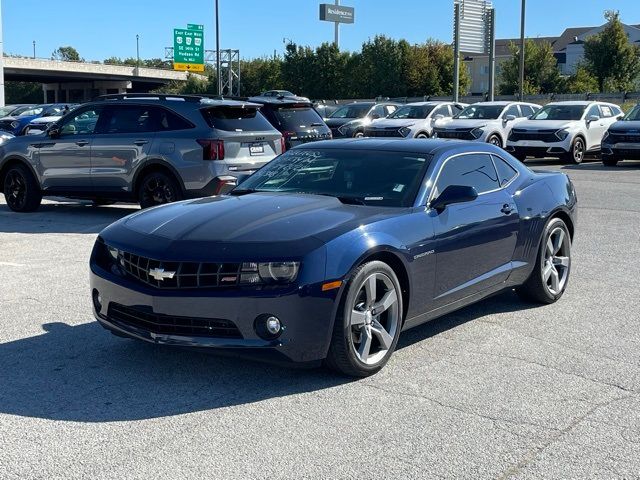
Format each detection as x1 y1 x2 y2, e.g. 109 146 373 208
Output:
1 158 639 479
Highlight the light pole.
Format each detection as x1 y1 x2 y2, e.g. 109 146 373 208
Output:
136 34 140 74
0 0 5 107
33 40 36 59
215 0 221 95
519 0 526 101
334 0 340 48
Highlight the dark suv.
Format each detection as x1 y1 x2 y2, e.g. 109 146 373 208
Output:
249 95 331 150
0 94 283 212
324 101 400 138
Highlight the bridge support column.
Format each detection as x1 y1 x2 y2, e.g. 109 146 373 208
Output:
42 80 132 103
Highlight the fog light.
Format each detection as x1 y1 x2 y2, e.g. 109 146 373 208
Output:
254 314 283 340
92 289 102 312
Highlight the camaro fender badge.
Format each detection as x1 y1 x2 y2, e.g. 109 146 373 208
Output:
148 268 176 281
414 250 435 260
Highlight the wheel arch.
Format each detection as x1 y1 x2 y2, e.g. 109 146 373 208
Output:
132 159 186 197
549 207 575 240
0 156 39 187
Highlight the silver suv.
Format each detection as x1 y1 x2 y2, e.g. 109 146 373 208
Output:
0 94 283 212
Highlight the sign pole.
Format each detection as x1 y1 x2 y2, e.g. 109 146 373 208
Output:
487 8 496 101
215 0 221 95
0 0 5 107
334 0 340 48
519 0 526 101
453 2 460 103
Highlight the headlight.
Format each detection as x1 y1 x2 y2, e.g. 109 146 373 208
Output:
602 131 610 143
242 261 300 284
399 126 412 137
337 125 349 136
555 128 570 141
10 121 19 129
470 127 485 139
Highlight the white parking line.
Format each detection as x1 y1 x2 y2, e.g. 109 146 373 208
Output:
0 262 25 267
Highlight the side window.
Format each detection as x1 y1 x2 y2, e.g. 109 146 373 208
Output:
103 106 155 134
612 106 623 117
586 105 601 119
60 107 104 136
154 107 193 131
493 155 518 186
371 105 386 118
599 105 613 118
432 153 500 199
520 105 535 118
504 105 521 118
452 104 464 115
433 105 450 117
384 105 397 116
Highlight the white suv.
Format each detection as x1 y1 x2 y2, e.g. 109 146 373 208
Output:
506 101 624 164
433 101 541 148
363 101 466 138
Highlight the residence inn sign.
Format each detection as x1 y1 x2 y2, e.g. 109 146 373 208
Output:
319 3 355 24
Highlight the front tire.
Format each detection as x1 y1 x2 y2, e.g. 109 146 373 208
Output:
325 261 403 377
487 134 503 148
2 164 42 212
353 130 365 138
138 171 181 209
416 132 429 139
516 217 571 304
602 156 619 167
565 137 585 164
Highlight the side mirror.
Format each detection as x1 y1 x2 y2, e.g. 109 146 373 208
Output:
370 113 381 119
504 114 517 122
430 185 478 212
48 126 60 138
617 114 625 120
587 115 599 123
432 114 445 122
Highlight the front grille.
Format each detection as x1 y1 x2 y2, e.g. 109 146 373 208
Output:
435 129 474 140
366 129 402 138
0 120 14 131
510 129 559 142
608 132 640 143
108 303 243 338
118 250 243 289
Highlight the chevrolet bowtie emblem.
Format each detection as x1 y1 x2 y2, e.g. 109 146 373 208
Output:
148 268 176 281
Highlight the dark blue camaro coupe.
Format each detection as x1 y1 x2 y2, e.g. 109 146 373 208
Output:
90 139 577 376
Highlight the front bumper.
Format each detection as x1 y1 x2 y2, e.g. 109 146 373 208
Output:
90 266 339 365
602 143 640 160
506 138 572 157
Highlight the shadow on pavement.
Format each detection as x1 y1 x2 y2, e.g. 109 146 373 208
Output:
0 290 537 423
562 160 640 171
0 199 137 234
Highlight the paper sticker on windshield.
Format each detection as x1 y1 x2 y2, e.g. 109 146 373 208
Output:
393 184 405 192
364 197 384 201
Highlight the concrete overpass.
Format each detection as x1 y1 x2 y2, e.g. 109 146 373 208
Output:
3 57 194 103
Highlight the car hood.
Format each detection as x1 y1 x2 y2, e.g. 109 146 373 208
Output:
368 118 417 129
513 119 575 130
608 121 640 133
435 118 498 129
29 116 61 125
324 117 360 128
101 193 403 258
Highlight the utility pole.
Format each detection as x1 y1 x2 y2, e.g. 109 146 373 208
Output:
519 0 526 101
334 0 340 48
0 0 5 107
33 40 36 59
215 0 221 95
452 1 460 102
487 8 496 101
136 34 140 75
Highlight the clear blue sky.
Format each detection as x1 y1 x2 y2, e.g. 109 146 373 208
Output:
3 0 639 61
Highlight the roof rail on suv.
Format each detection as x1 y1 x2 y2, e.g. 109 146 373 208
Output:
93 93 205 103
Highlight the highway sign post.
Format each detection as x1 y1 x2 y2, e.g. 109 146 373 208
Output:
319 2 354 48
173 24 204 72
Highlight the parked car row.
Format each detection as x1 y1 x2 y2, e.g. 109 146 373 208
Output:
0 103 77 136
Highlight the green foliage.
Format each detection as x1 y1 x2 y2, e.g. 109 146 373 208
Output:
583 10 640 92
5 82 42 103
564 65 599 94
52 46 82 62
498 39 562 95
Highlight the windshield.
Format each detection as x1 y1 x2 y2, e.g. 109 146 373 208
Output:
623 105 640 121
329 104 372 119
18 106 45 117
389 105 436 119
234 148 431 207
273 107 324 131
531 105 586 121
455 105 504 120
200 106 273 132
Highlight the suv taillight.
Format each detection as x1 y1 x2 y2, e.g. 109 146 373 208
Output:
197 139 225 160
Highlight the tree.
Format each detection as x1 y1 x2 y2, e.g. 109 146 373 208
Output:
51 46 82 62
498 39 562 95
564 64 599 94
6 82 42 103
240 57 283 96
583 10 640 92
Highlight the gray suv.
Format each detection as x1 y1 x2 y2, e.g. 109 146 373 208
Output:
0 94 283 212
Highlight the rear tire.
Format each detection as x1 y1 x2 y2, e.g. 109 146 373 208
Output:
516 217 571 304
325 261 403 377
137 171 182 209
2 164 42 212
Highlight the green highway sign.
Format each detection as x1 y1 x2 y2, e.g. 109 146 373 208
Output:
173 26 204 72
187 24 204 31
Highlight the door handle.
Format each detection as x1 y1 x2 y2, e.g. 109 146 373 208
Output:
75 140 89 146
134 140 149 146
500 204 513 215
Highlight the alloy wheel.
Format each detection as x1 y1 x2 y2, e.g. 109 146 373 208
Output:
4 170 27 211
489 135 502 147
354 131 364 138
349 272 400 365
141 175 177 206
573 138 585 163
542 227 570 295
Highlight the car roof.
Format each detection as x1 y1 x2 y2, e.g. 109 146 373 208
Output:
295 137 474 154
546 100 616 106
248 95 312 106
